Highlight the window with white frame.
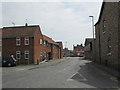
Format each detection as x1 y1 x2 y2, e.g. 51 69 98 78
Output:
40 39 42 44
16 51 21 59
16 37 21 46
25 50 29 60
103 20 106 34
40 51 42 56
44 41 46 45
25 37 29 45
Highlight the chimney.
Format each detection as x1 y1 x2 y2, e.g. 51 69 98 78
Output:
25 23 28 26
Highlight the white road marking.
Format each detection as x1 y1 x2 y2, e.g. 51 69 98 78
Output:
67 79 74 81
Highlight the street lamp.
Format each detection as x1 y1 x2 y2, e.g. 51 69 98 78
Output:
89 16 94 39
89 16 95 61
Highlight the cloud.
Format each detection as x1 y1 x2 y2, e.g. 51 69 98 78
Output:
2 2 102 50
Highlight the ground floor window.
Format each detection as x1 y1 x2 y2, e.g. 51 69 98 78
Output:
16 51 21 59
25 50 29 60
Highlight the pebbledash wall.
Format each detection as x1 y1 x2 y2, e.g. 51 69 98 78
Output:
2 25 63 64
95 1 120 70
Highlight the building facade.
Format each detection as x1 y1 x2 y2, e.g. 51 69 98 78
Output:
2 25 63 64
95 1 120 70
84 38 95 60
73 44 84 57
63 48 70 57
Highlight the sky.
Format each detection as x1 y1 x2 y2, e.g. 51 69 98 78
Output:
1 0 103 50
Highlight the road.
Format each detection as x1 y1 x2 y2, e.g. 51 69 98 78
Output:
2 57 119 88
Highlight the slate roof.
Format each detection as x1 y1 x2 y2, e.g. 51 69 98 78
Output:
2 25 39 38
43 35 59 46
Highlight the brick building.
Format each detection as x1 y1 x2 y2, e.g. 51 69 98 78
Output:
2 25 63 64
56 42 63 59
63 48 70 57
95 1 120 70
43 35 63 60
73 44 84 57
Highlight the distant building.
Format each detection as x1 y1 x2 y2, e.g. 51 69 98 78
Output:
70 50 74 57
63 48 70 57
43 35 63 60
94 1 120 70
73 44 84 57
2 25 63 64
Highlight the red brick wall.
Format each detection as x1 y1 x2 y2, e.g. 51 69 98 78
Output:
33 27 43 64
52 45 59 60
2 37 34 64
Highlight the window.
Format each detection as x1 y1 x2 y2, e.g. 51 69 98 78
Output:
16 51 21 59
103 20 106 34
40 52 42 56
25 50 29 60
25 37 29 45
108 37 111 56
40 39 42 44
16 37 21 46
44 41 46 45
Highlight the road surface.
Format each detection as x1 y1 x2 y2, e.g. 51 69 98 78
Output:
2 57 119 88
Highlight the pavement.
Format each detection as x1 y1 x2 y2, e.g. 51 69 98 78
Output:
2 57 120 88
90 61 120 80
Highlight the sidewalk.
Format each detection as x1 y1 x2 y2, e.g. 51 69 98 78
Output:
89 61 120 80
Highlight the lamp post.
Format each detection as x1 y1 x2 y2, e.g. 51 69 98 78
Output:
89 16 95 61
89 16 94 39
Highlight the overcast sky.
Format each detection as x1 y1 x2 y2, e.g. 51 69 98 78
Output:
2 0 103 50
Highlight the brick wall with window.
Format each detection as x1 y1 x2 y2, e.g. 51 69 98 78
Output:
95 2 119 69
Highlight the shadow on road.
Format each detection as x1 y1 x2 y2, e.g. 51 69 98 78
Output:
71 61 119 88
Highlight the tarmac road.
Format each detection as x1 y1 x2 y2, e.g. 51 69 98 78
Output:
2 57 119 88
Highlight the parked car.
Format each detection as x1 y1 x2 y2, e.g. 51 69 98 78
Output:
2 56 17 67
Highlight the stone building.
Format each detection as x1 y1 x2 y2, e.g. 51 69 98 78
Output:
95 1 120 70
84 38 95 60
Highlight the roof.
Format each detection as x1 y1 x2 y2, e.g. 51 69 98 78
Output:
2 25 40 38
95 2 105 26
43 35 59 46
95 1 120 26
84 38 94 46
56 42 63 48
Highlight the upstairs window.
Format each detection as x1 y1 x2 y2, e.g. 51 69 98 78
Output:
103 20 106 34
40 39 42 44
16 37 21 46
25 37 29 45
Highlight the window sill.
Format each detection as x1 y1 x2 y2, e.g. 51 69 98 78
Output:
107 53 111 56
